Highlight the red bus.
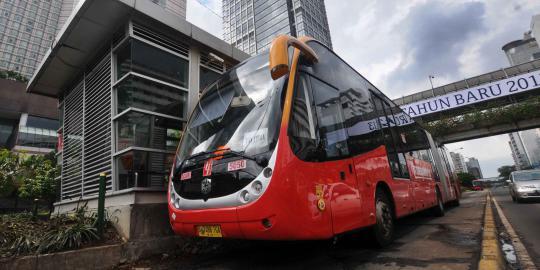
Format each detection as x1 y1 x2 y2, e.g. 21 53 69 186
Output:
168 36 460 246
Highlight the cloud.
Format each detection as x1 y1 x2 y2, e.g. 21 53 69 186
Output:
186 0 223 39
187 0 540 177
388 1 486 94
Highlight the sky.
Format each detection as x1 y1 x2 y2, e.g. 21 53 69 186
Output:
186 0 540 177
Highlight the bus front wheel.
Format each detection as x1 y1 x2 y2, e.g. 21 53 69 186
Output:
372 189 395 247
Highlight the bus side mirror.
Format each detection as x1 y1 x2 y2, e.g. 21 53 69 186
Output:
269 35 319 80
506 179 511 183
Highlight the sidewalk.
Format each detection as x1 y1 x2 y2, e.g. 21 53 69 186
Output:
119 191 487 270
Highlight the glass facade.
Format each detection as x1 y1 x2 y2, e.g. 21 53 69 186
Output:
115 74 188 117
113 35 191 190
116 39 189 88
56 19 239 200
116 111 182 152
223 0 332 55
0 0 61 78
116 150 174 190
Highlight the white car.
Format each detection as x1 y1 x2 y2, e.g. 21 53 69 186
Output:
507 170 540 203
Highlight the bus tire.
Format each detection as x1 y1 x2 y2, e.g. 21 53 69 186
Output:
371 189 395 248
431 189 445 217
450 187 460 207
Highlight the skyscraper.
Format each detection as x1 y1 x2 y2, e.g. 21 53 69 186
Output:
222 0 332 55
502 14 540 170
450 152 468 174
465 157 483 179
0 0 62 78
0 0 187 80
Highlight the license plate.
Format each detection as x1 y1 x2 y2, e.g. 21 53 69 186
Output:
196 225 222 237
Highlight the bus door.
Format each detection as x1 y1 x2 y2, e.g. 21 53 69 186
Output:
289 72 362 234
373 95 416 216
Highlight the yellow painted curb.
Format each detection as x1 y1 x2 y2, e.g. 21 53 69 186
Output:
478 194 504 270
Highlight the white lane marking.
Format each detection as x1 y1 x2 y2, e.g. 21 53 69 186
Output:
492 196 537 270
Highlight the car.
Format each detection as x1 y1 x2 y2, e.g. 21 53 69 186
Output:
472 185 483 191
507 170 540 203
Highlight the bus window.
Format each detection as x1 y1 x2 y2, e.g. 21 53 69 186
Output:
309 75 349 160
289 73 318 161
372 95 402 178
341 86 384 155
387 105 410 178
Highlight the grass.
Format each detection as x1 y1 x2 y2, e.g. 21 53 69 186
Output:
0 204 121 258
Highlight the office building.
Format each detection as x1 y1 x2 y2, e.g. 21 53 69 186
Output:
502 14 540 170
0 0 187 80
223 0 332 55
27 0 248 241
509 132 532 170
450 152 468 174
0 0 62 78
0 78 59 154
465 157 483 179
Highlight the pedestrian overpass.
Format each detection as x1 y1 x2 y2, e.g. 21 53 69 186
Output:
394 58 540 144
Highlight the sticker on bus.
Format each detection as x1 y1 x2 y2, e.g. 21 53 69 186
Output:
227 159 247 171
203 159 213 176
180 171 191 181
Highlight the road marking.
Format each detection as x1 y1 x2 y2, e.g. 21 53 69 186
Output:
492 196 537 270
479 194 504 270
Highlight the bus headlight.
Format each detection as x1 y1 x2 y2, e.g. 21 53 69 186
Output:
241 190 251 203
170 192 176 204
252 181 263 195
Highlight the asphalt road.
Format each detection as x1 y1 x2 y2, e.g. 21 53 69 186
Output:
122 191 487 270
491 185 540 267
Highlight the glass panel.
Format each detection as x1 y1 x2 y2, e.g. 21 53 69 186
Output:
115 39 189 88
116 41 131 80
200 66 222 93
116 150 174 190
116 111 183 152
131 39 189 87
26 115 59 130
310 76 349 160
116 75 187 117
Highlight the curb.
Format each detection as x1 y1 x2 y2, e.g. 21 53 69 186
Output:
492 195 537 270
478 194 504 270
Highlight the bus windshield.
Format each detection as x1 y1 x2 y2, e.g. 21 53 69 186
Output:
176 52 286 167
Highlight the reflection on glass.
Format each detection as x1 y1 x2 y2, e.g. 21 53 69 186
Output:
115 39 189 87
117 150 174 190
200 66 221 93
116 75 187 117
116 111 183 152
176 52 285 166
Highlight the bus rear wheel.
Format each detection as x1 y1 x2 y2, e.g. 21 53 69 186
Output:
431 189 445 217
372 189 395 247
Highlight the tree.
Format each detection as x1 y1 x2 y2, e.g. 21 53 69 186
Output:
0 150 60 214
457 172 476 188
0 69 29 83
498 165 516 180
0 149 25 208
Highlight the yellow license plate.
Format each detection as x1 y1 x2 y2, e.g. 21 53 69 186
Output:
196 225 222 237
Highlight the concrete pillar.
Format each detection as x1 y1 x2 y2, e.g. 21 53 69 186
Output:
188 46 201 113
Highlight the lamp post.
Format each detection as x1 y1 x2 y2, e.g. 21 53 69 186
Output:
428 75 435 97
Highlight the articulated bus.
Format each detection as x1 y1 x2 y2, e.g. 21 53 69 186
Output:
168 36 460 246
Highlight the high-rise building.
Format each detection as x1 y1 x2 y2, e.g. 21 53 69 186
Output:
502 31 540 66
509 132 531 170
465 157 483 179
0 0 187 80
502 14 540 170
450 152 468 174
0 0 62 78
222 0 332 55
